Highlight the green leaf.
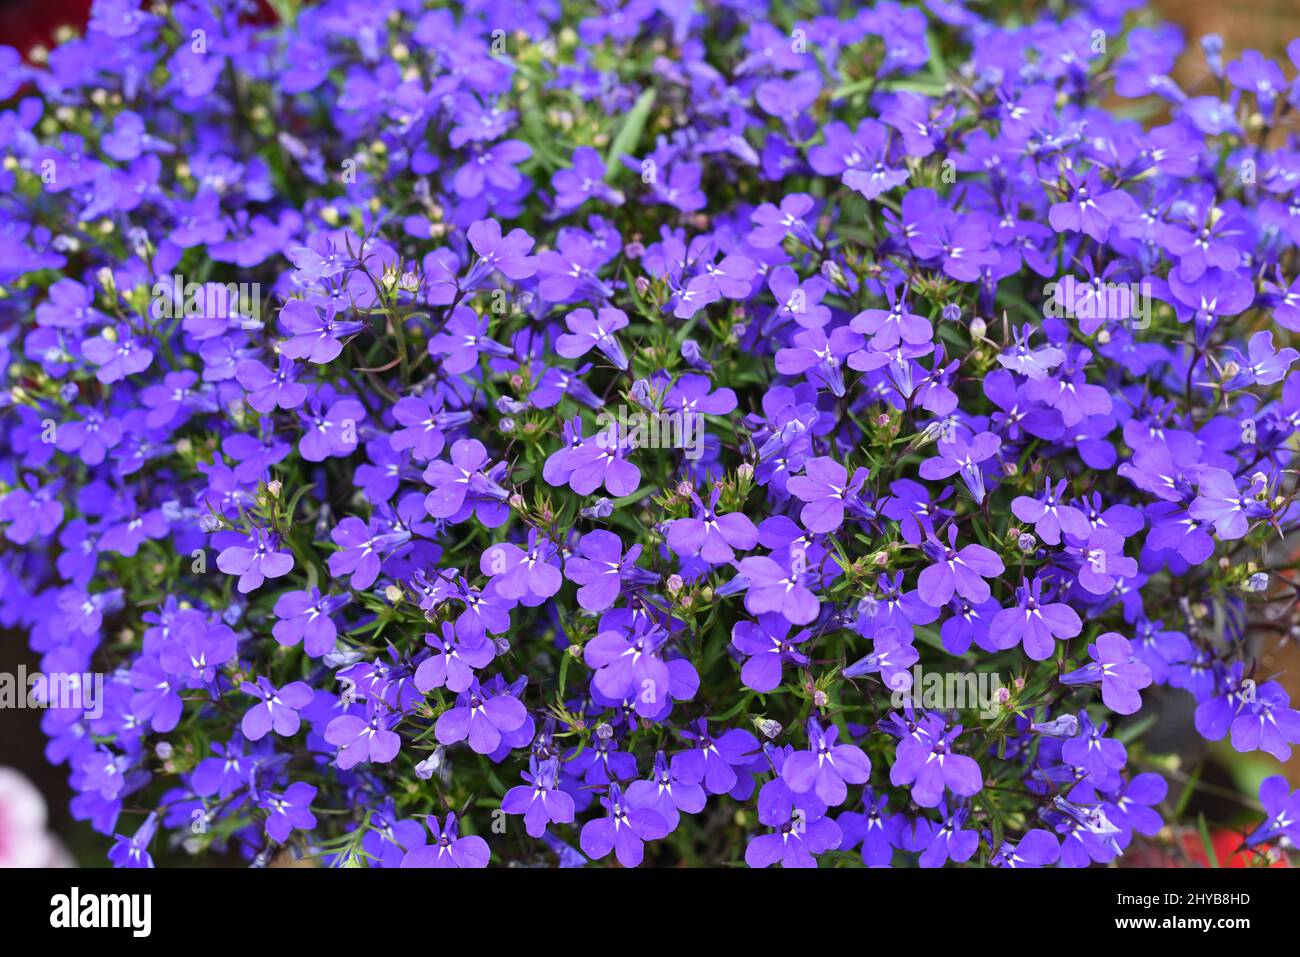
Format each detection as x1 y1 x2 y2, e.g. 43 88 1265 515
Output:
606 87 656 178
1197 813 1220 868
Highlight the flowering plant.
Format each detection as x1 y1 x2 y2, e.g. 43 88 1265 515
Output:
3 0 1300 869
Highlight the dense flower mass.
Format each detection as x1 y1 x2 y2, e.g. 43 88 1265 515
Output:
3 0 1300 869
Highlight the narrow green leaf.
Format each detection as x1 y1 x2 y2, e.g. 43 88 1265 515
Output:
606 87 656 178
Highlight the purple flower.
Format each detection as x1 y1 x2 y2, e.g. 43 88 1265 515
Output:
782 718 872 807
502 757 577 838
240 676 314 741
666 488 759 563
579 783 670 868
736 554 820 625
414 621 495 694
460 218 538 292
1245 776 1300 848
401 814 489 868
919 803 979 868
324 704 402 769
565 530 652 611
556 306 630 370
428 306 513 375
990 577 1082 661
731 613 812 692
1011 479 1092 546
278 299 364 364
215 528 294 593
272 588 349 658
1188 467 1266 540
1048 166 1139 242
918 431 1001 504
107 813 157 869
259 782 318 843
435 679 529 755
990 829 1061 868
890 715 983 808
786 456 871 534
1059 633 1153 715
479 531 563 605
82 325 153 383
916 525 1005 607
553 146 624 213
422 439 511 528
675 719 759 796
625 751 706 832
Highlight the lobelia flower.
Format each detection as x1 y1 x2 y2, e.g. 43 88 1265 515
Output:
1229 680 1300 761
259 782 318 844
564 429 641 498
414 621 495 694
1245 776 1300 848
918 431 1001 505
297 397 366 463
555 306 630 370
1059 633 1153 715
785 456 872 534
890 715 983 808
107 812 157 869
666 488 759 563
1060 711 1127 784
579 783 671 868
1102 772 1168 843
216 528 294 593
782 718 872 807
240 676 314 741
915 525 1005 607
746 747 843 869
1048 166 1139 242
1188 467 1268 540
552 146 625 213
479 530 563 605
730 613 812 692
502 757 577 838
422 439 511 528
918 803 979 868
278 298 364 364
427 306 513 375
272 588 349 657
674 719 760 796
735 553 820 626
625 751 706 832
565 530 655 611
82 325 154 383
836 789 903 867
749 193 821 250
1011 479 1092 546
390 391 470 461
843 625 921 692
459 218 538 293
1224 330 1299 387
159 614 237 685
324 703 402 770
400 814 489 869
435 678 529 755
850 284 932 349
990 829 1061 868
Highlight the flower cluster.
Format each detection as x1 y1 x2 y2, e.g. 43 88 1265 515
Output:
2 0 1299 869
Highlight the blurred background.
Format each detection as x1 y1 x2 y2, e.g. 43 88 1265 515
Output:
0 0 1296 867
